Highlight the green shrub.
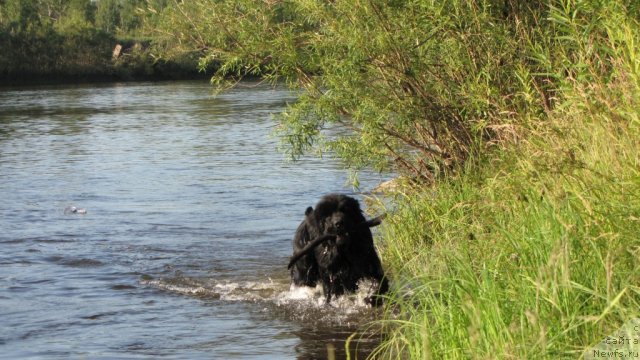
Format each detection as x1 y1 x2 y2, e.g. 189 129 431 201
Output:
373 1 640 357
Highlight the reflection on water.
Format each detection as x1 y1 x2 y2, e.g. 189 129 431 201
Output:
0 81 390 359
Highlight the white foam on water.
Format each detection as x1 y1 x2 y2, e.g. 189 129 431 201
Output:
142 278 212 298
142 275 381 325
276 282 376 310
142 276 291 302
143 276 379 306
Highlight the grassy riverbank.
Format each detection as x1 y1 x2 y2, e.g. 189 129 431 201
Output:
371 7 640 360
375 114 639 358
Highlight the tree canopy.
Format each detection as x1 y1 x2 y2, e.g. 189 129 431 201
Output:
150 0 640 181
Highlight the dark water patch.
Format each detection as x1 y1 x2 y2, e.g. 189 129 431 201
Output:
45 256 105 268
124 341 148 350
63 258 105 268
60 286 80 292
19 278 56 286
7 286 31 293
33 237 76 244
43 255 64 263
81 312 118 320
0 238 28 244
0 259 35 265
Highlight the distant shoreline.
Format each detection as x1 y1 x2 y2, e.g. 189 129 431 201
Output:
1 66 212 88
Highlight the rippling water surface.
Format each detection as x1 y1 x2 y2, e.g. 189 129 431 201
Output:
0 81 389 359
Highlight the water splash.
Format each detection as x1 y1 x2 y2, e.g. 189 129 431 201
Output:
141 276 287 302
141 275 380 324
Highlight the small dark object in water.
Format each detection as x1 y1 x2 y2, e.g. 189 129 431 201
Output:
289 194 389 305
64 206 87 215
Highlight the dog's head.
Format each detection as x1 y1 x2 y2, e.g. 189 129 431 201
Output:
308 194 364 246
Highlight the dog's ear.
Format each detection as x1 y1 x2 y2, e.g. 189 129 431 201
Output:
305 206 313 216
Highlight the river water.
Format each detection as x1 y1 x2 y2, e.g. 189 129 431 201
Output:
0 81 390 359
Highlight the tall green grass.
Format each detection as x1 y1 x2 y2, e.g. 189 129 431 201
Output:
372 1 640 358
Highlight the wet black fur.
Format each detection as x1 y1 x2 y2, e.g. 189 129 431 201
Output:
290 194 389 305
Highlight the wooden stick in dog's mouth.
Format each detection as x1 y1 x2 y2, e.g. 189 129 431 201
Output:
287 214 386 270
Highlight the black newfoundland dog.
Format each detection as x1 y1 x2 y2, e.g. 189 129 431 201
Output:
288 194 389 305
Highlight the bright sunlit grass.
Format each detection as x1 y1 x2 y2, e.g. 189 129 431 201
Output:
372 2 640 357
